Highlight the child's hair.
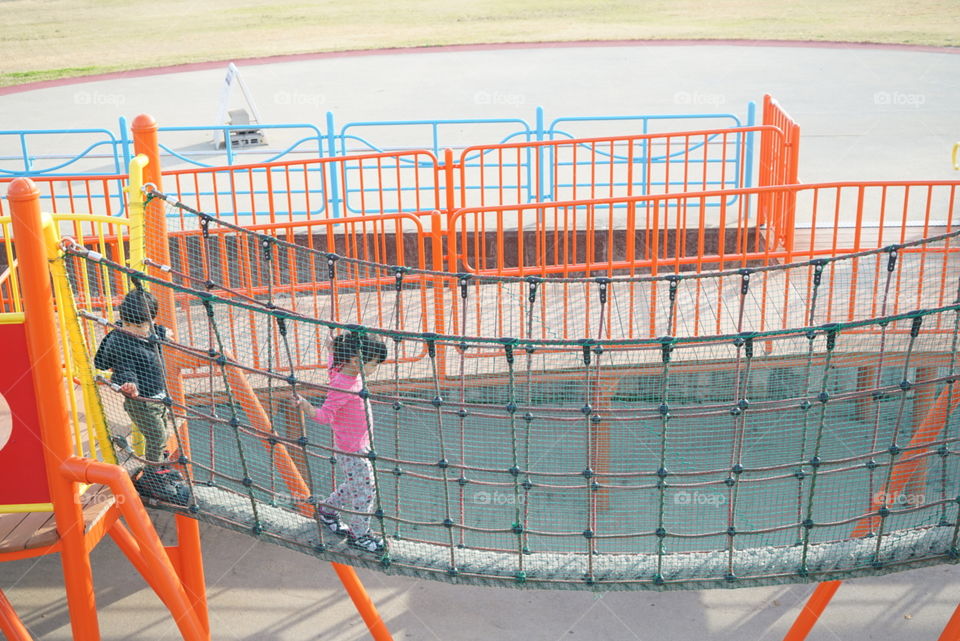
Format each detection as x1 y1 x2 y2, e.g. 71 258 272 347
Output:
331 332 388 370
119 289 159 325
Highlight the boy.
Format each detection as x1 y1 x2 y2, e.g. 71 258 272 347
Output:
94 288 189 505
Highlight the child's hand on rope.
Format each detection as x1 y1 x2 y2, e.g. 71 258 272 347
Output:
119 382 139 398
295 395 314 415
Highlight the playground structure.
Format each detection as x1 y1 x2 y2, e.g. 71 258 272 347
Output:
0 95 959 640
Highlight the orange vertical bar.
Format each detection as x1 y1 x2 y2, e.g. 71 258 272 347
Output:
8 177 101 640
131 114 208 634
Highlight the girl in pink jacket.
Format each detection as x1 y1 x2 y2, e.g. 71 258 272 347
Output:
297 332 387 553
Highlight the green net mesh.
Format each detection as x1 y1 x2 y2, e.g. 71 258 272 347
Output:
59 190 960 591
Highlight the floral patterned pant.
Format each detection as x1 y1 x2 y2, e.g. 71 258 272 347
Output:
323 451 375 536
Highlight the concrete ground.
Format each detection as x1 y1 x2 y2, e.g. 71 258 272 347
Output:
2 42 960 640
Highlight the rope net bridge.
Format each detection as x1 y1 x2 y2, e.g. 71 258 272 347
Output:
60 189 960 591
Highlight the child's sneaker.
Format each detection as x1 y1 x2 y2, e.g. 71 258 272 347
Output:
317 509 349 535
135 468 191 506
348 532 384 554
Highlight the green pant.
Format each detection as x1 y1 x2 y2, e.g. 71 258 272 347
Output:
123 397 170 463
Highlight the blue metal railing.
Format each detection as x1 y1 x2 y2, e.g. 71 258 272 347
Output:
0 104 759 219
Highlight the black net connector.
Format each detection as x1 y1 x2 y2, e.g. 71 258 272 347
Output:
660 337 674 363
457 408 468 418
727 526 737 537
437 458 449 469
667 275 680 302
521 479 533 491
582 529 594 539
508 465 520 477
358 388 370 400
582 468 594 479
739 268 753 295
443 518 454 528
242 477 253 487
823 324 840 351
655 527 667 539
422 333 438 358
394 466 404 477
526 276 541 303
199 214 211 239
512 522 523 535
229 417 241 428
286 375 297 386
162 395 174 407
812 259 827 287
393 266 408 291
431 395 444 408
595 277 610 305
297 436 308 448
732 463 744 475
502 338 516 365
888 444 902 456
275 316 287 337
656 467 669 479
260 237 273 263
581 340 592 366
457 273 471 299
505 401 518 414
886 247 899 273
910 315 924 338
366 450 377 461
326 253 340 280
724 476 736 487
580 404 593 416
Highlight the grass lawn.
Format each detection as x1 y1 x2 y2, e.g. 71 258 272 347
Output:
1 0 958 87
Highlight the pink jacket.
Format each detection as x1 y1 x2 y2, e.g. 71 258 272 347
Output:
314 361 372 453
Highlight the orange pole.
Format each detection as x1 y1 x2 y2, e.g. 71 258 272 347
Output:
938 601 960 641
0 588 32 641
7 177 101 640
786 380 960 641
782 581 842 641
331 563 394 641
131 114 209 634
61 457 208 641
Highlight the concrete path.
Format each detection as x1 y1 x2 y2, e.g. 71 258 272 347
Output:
2 42 960 640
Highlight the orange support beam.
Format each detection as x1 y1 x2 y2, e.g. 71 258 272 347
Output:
8 177 101 641
0 588 32 641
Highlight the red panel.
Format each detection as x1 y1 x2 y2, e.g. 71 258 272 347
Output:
0 322 50 505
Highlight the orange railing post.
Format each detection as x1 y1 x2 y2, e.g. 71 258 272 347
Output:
130 114 209 634
7 177 101 640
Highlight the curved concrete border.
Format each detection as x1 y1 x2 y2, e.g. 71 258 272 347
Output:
2 39 957 97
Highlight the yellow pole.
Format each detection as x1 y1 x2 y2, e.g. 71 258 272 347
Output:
126 153 149 274
46 225 117 464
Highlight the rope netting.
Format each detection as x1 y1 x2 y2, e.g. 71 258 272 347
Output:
58 189 960 590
